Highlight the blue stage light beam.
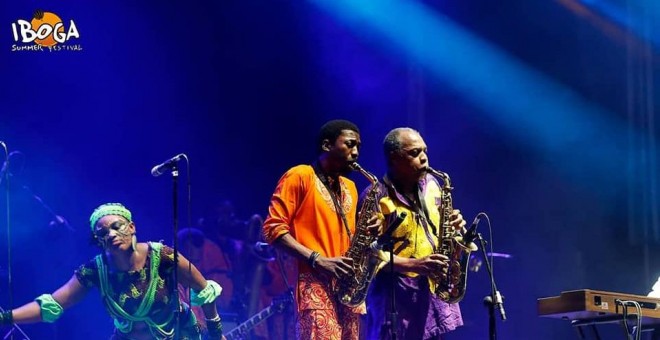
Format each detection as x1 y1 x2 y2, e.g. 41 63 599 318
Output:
309 0 643 188
577 0 660 48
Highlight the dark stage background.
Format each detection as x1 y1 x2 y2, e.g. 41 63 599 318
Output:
1 1 659 339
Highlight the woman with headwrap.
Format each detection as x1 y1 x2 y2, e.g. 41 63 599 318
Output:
0 203 225 340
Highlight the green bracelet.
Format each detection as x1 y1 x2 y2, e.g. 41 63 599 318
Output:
191 280 222 306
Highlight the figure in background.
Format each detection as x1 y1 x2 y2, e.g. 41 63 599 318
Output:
0 203 225 340
198 199 250 250
177 227 234 330
197 200 249 312
198 199 271 339
263 119 376 340
363 128 465 339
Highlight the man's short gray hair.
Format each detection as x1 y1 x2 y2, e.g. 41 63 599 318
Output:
383 127 420 156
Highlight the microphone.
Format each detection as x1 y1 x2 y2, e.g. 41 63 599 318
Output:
0 157 8 179
25 185 75 231
463 215 481 245
0 151 22 185
49 215 74 231
253 242 276 261
370 212 407 251
254 242 271 252
151 153 186 177
495 291 507 321
483 293 506 321
50 215 66 226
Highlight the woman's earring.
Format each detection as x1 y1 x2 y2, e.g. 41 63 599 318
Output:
131 234 138 253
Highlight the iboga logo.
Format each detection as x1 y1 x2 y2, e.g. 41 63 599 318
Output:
12 10 79 47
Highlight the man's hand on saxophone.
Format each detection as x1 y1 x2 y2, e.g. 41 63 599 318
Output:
315 256 355 279
388 252 449 278
450 209 479 251
449 209 467 233
315 215 382 280
393 254 450 278
366 214 384 236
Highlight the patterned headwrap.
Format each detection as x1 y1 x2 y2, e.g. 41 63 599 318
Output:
89 203 132 231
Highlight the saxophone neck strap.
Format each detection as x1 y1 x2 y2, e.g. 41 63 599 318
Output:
383 174 439 245
312 161 351 239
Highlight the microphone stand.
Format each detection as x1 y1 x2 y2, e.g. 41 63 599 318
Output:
477 233 506 340
385 239 397 340
171 163 181 338
376 234 399 339
0 142 15 340
376 212 407 340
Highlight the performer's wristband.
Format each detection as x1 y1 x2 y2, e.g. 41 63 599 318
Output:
0 310 13 326
206 315 223 339
308 251 321 269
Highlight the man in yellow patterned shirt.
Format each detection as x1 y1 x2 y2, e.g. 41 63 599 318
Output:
362 127 466 340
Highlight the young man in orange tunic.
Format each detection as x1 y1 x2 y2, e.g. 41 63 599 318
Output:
262 119 367 340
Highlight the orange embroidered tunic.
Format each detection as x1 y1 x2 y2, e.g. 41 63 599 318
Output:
263 165 361 312
263 164 357 270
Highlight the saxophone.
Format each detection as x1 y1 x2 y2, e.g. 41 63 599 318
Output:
426 167 476 304
335 162 383 307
